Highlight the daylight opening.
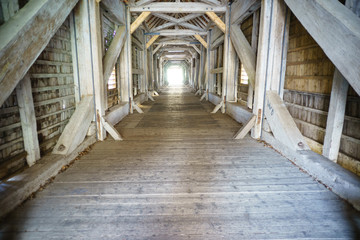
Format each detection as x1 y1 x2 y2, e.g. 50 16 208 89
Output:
167 66 184 86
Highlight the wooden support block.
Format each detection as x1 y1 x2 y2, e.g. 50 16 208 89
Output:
101 117 123 141
130 11 151 34
194 35 208 49
230 25 256 88
233 115 256 139
16 74 40 166
0 0 79 106
147 91 155 101
264 91 310 151
53 96 94 155
131 99 144 114
103 26 126 84
146 35 160 49
211 100 224 114
206 11 226 33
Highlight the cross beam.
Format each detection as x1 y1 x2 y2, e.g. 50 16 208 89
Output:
206 11 226 33
194 35 208 48
130 3 226 13
130 11 151 34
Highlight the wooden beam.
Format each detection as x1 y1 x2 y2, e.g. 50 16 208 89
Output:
101 117 123 140
103 26 126 85
101 0 126 25
134 0 155 6
206 11 226 33
132 36 144 50
148 30 207 36
233 115 256 139
264 91 310 151
0 0 79 107
153 43 163 55
53 96 94 155
224 7 239 103
16 74 40 167
151 22 176 32
130 3 226 13
130 11 151 34
284 0 360 96
194 34 208 48
90 0 106 140
178 22 204 32
252 0 288 139
322 0 359 162
211 35 224 50
146 35 160 49
152 13 203 25
247 10 260 109
200 0 222 6
323 70 349 162
230 25 256 88
231 0 261 25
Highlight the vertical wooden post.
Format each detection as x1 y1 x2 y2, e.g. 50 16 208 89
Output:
73 0 106 140
223 5 239 104
323 0 359 162
205 30 212 101
247 10 260 109
252 0 289 139
217 45 223 97
323 70 349 162
89 0 106 140
198 46 205 91
142 31 148 94
220 6 230 112
16 74 40 167
149 45 154 91
195 57 200 90
154 55 158 90
120 38 130 102
125 7 134 112
69 11 81 104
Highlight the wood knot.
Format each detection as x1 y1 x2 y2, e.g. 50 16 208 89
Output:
58 144 66 151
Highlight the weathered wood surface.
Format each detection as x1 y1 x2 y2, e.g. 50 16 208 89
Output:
1 87 359 239
15 75 40 167
284 0 360 96
0 0 79 107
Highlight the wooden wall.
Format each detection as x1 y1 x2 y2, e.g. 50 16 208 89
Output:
284 14 360 175
0 18 76 179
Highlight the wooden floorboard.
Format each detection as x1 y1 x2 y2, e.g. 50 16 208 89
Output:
1 86 359 239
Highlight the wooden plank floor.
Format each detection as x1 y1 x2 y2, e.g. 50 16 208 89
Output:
1 86 359 239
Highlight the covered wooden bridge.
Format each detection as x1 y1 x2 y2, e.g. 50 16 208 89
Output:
1 0 360 239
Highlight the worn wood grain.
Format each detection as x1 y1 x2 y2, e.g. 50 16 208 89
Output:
1 87 359 239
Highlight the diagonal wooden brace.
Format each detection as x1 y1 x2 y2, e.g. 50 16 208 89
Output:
147 91 155 101
131 99 144 114
233 115 256 139
101 117 123 141
211 100 224 114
